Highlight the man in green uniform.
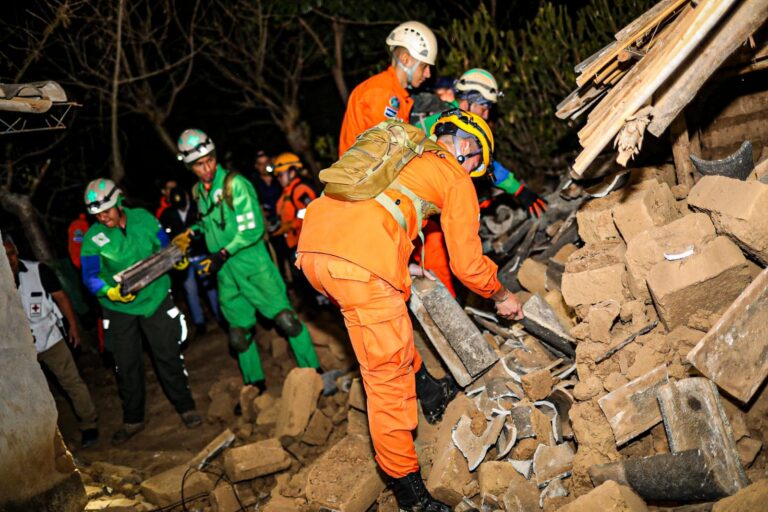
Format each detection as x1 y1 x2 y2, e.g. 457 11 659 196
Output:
80 179 201 445
174 129 322 393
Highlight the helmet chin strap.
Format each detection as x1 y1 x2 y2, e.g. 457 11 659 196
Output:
451 135 484 172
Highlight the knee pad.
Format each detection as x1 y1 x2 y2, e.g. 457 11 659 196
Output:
228 327 252 353
275 309 303 338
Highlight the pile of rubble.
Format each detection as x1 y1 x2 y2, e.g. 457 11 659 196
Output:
78 164 768 512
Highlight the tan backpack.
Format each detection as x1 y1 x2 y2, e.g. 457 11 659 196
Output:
320 120 442 201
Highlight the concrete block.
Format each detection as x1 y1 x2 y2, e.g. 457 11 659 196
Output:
624 213 717 301
223 439 291 482
657 378 749 495
647 236 752 330
140 465 213 507
275 368 323 443
305 435 386 512
576 179 659 244
426 395 477 505
612 181 682 242
209 484 254 512
518 258 548 295
689 175 768 264
562 241 628 308
556 480 647 512
302 410 333 446
687 267 768 403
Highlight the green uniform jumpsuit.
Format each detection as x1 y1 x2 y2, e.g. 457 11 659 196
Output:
81 207 195 424
193 165 319 384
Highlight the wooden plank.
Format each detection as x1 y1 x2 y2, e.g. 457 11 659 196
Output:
576 0 689 86
648 0 768 137
657 378 748 495
572 0 737 176
615 0 688 41
669 113 695 187
598 365 669 446
687 267 768 403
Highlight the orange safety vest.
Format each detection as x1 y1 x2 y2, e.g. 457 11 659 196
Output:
338 66 414 157
278 177 316 249
298 149 502 299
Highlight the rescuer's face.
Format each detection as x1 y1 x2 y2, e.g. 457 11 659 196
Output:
95 207 122 228
191 155 217 184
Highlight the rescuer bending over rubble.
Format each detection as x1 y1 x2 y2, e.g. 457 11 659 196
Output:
297 110 524 511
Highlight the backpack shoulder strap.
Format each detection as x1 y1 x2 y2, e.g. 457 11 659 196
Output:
223 171 242 210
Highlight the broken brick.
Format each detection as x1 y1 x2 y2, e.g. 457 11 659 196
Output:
305 434 386 512
275 367 323 443
612 181 682 243
478 461 538 511
140 465 213 507
533 443 575 486
557 480 647 512
223 438 291 482
624 213 717 301
647 236 752 330
238 385 261 423
302 409 333 446
712 478 768 512
521 368 554 401
518 258 548 296
562 241 628 308
348 378 367 411
347 408 369 437
688 175 768 265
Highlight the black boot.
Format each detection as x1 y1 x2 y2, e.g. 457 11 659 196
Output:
391 471 451 512
415 365 459 424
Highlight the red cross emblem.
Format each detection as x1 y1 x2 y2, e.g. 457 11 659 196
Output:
30 302 41 317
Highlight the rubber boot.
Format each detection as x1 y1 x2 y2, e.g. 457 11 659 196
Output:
415 365 459 424
391 471 451 512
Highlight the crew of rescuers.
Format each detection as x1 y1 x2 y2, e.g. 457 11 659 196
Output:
22 17 547 510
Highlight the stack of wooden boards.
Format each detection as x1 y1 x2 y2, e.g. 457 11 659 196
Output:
557 0 768 178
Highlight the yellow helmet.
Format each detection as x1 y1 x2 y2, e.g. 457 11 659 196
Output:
272 152 303 174
431 109 494 177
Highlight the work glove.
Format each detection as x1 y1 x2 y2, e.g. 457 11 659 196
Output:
106 285 136 303
171 229 193 255
514 185 548 218
173 257 189 271
198 249 229 276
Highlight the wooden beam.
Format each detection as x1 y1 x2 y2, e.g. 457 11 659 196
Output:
648 0 768 137
572 0 737 176
669 113 695 188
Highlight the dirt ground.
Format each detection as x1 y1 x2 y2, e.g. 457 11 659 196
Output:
54 302 349 479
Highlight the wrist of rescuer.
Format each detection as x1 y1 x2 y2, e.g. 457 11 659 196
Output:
491 287 513 303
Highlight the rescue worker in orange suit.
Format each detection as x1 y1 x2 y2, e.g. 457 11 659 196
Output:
415 68 548 296
271 152 316 254
338 21 437 157
298 110 524 511
270 152 320 302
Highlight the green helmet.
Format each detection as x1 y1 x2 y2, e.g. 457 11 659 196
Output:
177 128 215 164
84 178 122 214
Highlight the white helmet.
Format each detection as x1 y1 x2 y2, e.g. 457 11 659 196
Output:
84 178 123 214
386 21 438 66
177 128 215 164
455 68 502 103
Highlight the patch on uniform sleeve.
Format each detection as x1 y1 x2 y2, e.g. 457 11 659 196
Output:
91 232 110 247
389 96 400 109
236 211 256 232
384 106 398 119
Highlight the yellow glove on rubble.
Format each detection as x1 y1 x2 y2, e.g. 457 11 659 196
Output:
106 285 136 303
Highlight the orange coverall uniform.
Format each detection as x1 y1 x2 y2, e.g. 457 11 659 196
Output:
338 66 414 157
297 147 503 478
277 177 317 249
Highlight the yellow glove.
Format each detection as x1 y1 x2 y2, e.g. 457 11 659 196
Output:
106 285 136 303
172 229 192 255
173 257 189 270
